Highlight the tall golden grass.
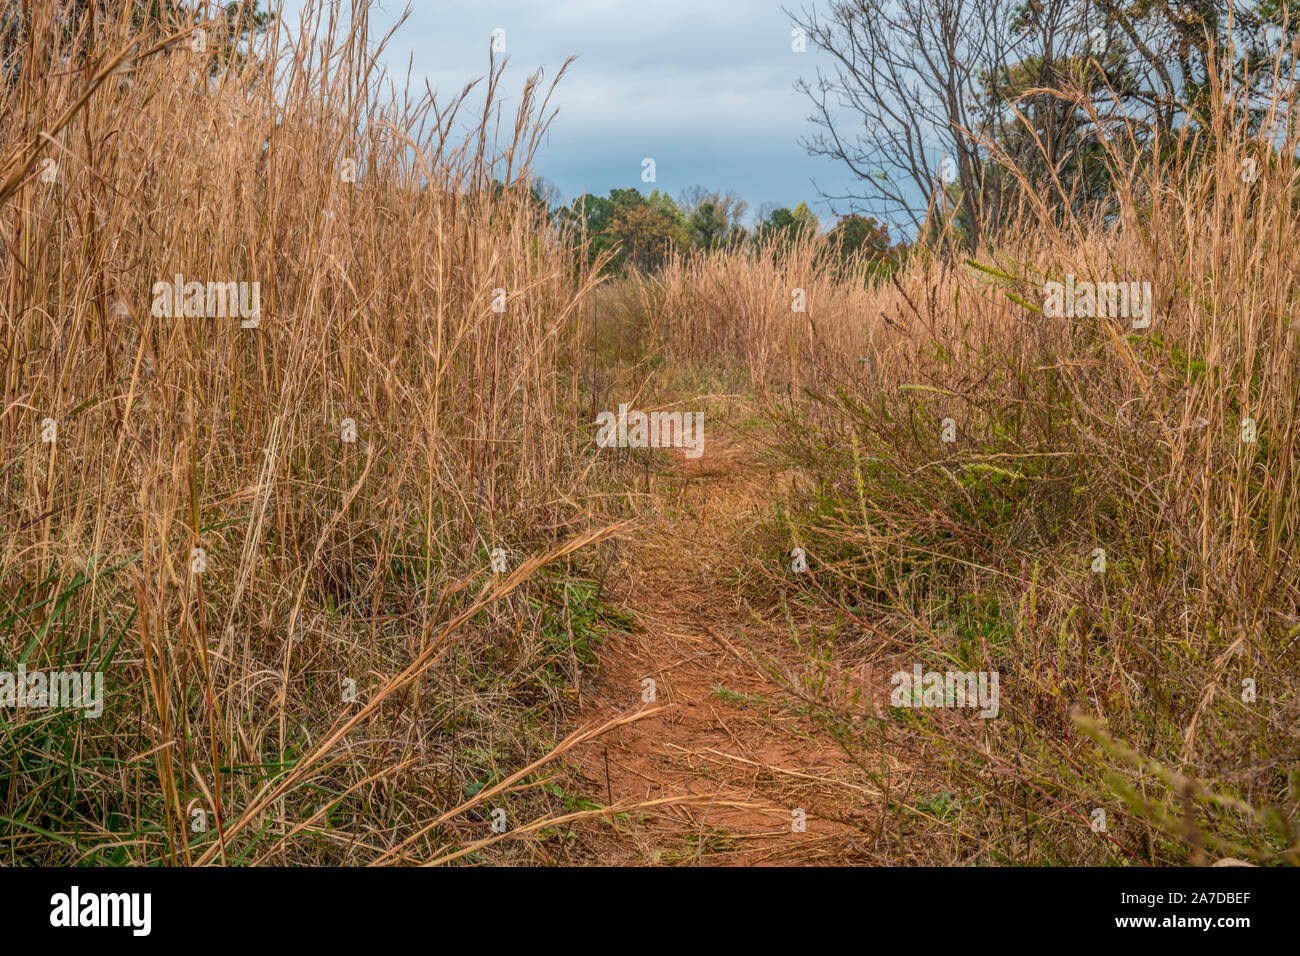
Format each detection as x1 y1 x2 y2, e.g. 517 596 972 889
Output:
0 1 623 864
625 234 881 388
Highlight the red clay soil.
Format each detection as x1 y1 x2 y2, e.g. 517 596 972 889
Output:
565 418 896 864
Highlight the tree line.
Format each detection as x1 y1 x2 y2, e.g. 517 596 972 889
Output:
541 183 903 274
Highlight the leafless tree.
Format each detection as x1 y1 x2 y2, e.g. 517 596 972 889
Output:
790 0 1023 248
791 0 1299 247
678 184 750 230
788 0 1133 248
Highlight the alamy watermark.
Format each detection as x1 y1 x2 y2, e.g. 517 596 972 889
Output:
1 666 104 717
890 663 999 718
150 274 261 327
1043 273 1151 329
50 886 150 936
595 403 704 459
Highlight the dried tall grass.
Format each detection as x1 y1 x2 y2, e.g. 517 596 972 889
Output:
627 235 883 388
0 1 617 864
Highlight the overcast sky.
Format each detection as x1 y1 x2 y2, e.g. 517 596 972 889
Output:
276 0 862 228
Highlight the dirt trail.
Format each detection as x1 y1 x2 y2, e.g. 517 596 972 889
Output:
566 415 885 865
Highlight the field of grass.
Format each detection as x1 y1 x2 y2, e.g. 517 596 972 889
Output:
2 1 1297 866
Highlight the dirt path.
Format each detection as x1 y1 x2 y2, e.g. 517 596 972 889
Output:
565 413 886 865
